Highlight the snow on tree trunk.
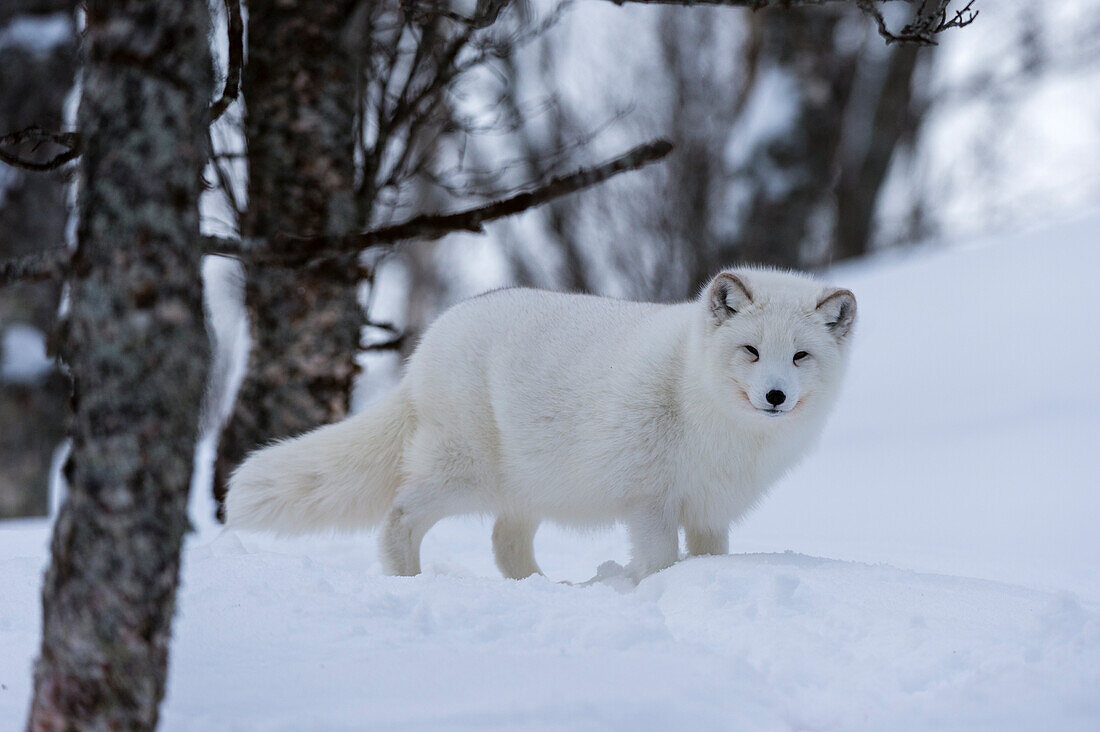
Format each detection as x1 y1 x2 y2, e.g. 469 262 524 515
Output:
0 8 76 517
213 0 361 515
27 0 212 727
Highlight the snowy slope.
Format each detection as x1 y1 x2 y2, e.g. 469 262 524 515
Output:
736 212 1100 601
2 524 1098 731
2 214 1100 729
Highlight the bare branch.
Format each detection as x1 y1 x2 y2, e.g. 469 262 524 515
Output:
601 0 977 45
402 0 511 30
857 0 977 45
4 1 964 174
209 0 244 122
208 129 243 221
362 320 408 351
0 248 71 286
0 126 81 171
238 138 674 266
361 334 407 352
2 139 673 284
3 0 243 171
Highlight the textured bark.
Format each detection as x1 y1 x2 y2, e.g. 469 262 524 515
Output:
0 8 77 517
213 0 361 515
28 0 212 728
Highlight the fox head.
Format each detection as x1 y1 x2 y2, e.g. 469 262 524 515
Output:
698 268 856 421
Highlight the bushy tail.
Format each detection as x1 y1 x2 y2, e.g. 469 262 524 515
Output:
225 384 414 534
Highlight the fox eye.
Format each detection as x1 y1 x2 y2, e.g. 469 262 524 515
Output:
743 345 759 360
793 351 809 363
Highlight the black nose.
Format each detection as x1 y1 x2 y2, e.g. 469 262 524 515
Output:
766 389 786 406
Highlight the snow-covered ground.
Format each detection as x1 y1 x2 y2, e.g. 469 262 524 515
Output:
2 213 1100 729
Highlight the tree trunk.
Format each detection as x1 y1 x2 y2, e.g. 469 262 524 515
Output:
709 7 861 279
832 43 922 262
213 0 361 516
0 7 77 517
672 7 923 289
28 0 212 728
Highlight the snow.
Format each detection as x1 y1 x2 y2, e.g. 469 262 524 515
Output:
886 0 1100 243
0 324 54 384
3 213 1100 728
0 14 73 56
735 213 1100 601
724 66 802 192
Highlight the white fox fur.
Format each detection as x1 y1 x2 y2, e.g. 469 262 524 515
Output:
227 268 856 581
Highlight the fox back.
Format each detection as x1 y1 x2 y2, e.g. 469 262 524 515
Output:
228 268 856 580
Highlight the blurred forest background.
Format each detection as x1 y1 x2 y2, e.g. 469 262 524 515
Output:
2 0 1100 521
6 1 1100 727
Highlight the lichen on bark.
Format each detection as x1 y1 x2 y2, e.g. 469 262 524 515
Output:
213 0 362 515
28 0 212 728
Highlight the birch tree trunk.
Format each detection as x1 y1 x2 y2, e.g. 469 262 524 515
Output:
213 0 361 514
0 6 77 517
28 0 211 727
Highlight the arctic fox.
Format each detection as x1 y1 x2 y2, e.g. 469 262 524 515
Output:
227 268 856 581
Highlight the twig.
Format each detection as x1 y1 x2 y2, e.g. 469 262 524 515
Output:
857 0 977 45
601 0 977 45
209 130 243 221
3 140 674 284
0 127 81 171
362 338 406 352
0 248 72 286
235 138 674 266
361 334 407 352
362 319 408 351
209 0 244 122
1 0 244 171
401 0 511 30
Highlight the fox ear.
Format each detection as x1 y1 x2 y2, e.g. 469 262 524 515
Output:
816 288 857 338
708 273 753 323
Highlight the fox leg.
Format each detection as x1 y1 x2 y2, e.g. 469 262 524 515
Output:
380 479 464 576
492 516 542 579
625 504 679 581
686 525 729 557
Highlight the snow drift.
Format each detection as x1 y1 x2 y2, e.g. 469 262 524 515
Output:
2 212 1099 729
